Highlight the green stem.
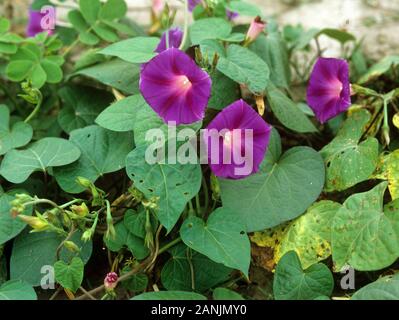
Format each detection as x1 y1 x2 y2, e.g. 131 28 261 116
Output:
179 0 189 50
201 175 209 214
195 194 201 215
158 237 182 255
188 199 195 216
383 98 390 145
62 38 80 58
24 91 43 123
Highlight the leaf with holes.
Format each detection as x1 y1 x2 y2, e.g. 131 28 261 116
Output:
0 138 81 184
126 144 201 232
53 125 134 193
276 201 341 269
332 182 399 271
180 208 250 276
321 109 379 192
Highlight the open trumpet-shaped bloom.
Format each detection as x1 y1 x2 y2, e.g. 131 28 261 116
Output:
26 9 55 37
204 99 272 180
140 48 211 124
307 57 351 123
155 28 183 53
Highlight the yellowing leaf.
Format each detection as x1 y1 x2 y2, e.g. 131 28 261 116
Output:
393 113 399 130
387 150 399 200
276 201 341 269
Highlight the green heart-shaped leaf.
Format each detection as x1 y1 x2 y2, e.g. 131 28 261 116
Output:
126 144 201 232
273 251 334 300
180 208 250 276
321 109 379 192
0 105 33 155
0 137 81 184
332 182 399 271
132 291 206 300
277 201 341 269
220 130 325 232
54 125 133 193
0 280 37 300
54 257 84 293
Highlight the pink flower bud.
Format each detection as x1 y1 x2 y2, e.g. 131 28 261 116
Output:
246 16 266 43
104 272 118 290
152 0 164 15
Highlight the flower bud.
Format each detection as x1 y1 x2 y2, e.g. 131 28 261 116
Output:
76 176 92 188
246 16 266 43
104 272 118 291
63 241 80 253
81 229 93 242
71 203 89 218
18 214 49 232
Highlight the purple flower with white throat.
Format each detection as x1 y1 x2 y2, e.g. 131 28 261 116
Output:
307 57 351 123
140 48 211 125
155 28 183 53
204 99 272 180
26 7 55 37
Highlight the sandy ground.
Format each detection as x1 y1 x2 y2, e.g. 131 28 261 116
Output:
2 0 399 58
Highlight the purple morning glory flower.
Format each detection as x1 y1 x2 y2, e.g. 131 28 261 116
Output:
307 57 351 124
188 0 202 12
140 48 212 125
155 28 183 53
204 99 272 180
26 8 55 37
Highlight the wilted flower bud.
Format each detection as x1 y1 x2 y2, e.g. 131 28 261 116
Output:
104 272 118 290
245 16 266 44
18 214 49 232
142 196 160 210
71 203 89 218
152 0 164 15
63 241 80 253
81 229 93 242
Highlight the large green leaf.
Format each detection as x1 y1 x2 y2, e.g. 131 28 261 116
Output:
161 243 232 292
190 18 232 45
57 86 113 133
0 105 33 155
74 59 140 95
100 0 127 20
320 110 379 192
95 94 147 132
53 125 134 193
250 33 291 89
225 1 261 17
132 291 206 300
0 138 81 184
104 222 149 260
0 280 37 300
10 231 92 286
180 208 250 276
126 145 202 232
352 274 399 300
220 130 325 232
273 251 334 300
79 0 101 25
216 44 270 94
277 201 341 269
54 257 84 293
332 182 399 271
99 37 159 64
213 288 244 300
208 71 240 110
0 191 32 245
266 85 317 133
